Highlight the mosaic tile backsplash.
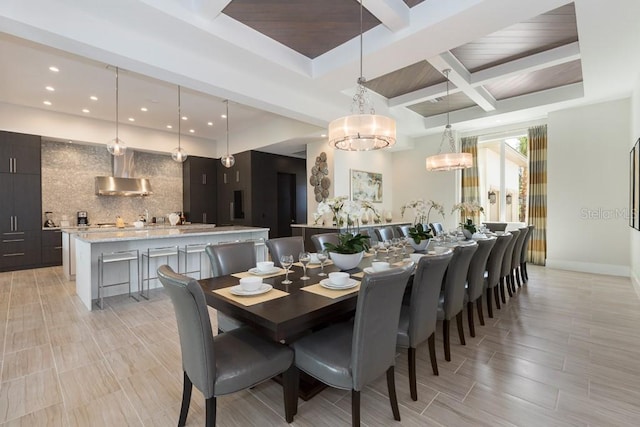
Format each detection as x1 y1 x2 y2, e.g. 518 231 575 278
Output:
41 141 183 226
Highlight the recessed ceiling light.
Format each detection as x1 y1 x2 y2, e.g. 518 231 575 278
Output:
181 116 188 121
140 107 148 112
166 124 173 129
82 109 90 113
189 129 195 133
90 95 98 101
321 134 327 137
221 114 227 119
495 119 502 123
43 100 52 106
207 122 213 126
45 86 55 92
128 117 135 122
49 66 59 72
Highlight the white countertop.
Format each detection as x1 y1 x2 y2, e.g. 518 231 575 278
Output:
73 225 268 243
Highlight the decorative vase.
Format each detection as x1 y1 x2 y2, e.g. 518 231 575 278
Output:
329 251 364 271
409 238 430 251
462 229 473 240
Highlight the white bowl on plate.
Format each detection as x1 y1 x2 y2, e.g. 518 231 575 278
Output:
239 276 263 292
309 253 320 264
256 261 274 272
371 261 390 272
328 272 349 286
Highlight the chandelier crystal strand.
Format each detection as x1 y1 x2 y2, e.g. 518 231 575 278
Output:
107 66 126 156
221 99 235 168
171 86 188 162
425 69 472 171
327 0 396 151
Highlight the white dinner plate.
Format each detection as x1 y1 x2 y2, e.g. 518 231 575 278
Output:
229 284 273 296
319 278 359 290
248 267 282 276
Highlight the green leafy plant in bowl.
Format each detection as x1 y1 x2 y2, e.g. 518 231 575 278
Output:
461 218 477 234
323 232 370 254
408 223 433 244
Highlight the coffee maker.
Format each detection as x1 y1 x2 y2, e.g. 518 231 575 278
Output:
77 211 89 226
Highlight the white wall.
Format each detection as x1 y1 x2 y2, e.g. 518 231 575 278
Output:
306 142 395 223
631 74 640 289
391 133 459 230
547 98 631 276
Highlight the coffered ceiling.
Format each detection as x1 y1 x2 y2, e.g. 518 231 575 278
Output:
0 0 638 157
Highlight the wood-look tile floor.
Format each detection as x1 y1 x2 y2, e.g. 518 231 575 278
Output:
1 266 639 426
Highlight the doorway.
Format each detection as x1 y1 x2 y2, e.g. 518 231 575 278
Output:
276 172 296 237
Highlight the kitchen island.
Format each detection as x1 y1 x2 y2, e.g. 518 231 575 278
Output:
69 225 269 310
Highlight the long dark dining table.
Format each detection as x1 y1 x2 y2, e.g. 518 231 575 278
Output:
198 255 377 343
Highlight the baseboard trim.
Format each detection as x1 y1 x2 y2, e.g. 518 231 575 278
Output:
546 259 630 277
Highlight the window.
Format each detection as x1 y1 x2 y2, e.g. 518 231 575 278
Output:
478 134 528 223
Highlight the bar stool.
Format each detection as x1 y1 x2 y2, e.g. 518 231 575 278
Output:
140 246 179 299
178 243 211 279
97 249 139 310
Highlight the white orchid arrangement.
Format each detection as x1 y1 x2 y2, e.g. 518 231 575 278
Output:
401 199 445 225
452 200 484 229
316 196 379 230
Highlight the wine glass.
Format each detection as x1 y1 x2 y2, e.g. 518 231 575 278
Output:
280 255 294 284
299 251 311 280
383 240 392 260
371 244 379 261
317 250 328 276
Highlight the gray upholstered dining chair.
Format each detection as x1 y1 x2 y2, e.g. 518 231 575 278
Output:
292 264 414 426
396 252 453 401
310 232 339 252
484 222 507 232
499 229 520 304
157 265 297 426
395 225 411 238
464 237 496 337
484 233 513 316
374 226 395 242
510 227 529 289
429 222 444 236
520 225 535 282
437 243 477 361
265 236 305 267
205 242 256 332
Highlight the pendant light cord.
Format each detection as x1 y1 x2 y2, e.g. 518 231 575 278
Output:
359 0 363 80
177 86 181 149
115 67 119 140
225 99 229 154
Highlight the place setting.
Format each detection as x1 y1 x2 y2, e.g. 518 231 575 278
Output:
213 276 289 306
302 272 361 299
231 261 286 279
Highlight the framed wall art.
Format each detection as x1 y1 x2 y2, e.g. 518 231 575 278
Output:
350 169 382 203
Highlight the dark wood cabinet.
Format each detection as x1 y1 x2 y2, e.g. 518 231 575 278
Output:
0 131 42 271
0 131 41 174
41 229 62 266
183 156 217 224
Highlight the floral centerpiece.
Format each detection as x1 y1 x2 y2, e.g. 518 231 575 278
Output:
452 201 484 238
316 196 379 229
401 199 445 226
401 199 444 250
315 196 376 270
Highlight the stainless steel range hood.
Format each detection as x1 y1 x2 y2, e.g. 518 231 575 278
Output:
95 150 153 196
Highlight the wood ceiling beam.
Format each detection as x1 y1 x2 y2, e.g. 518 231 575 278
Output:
422 82 584 128
363 0 410 32
428 52 497 112
471 42 581 86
